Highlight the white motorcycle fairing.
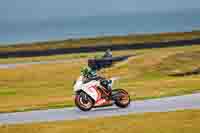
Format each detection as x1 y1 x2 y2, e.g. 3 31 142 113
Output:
73 76 101 101
73 75 130 111
73 76 119 102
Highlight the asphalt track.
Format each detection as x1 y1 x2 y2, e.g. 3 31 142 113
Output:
0 93 200 125
0 55 131 69
0 59 85 69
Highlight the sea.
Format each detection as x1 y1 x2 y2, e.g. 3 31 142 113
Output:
0 9 200 45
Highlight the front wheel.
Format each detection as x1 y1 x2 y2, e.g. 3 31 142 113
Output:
112 89 130 108
75 91 94 111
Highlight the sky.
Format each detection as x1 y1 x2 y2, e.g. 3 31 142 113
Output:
0 0 200 21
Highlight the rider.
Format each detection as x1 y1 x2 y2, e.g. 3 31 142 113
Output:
103 49 112 58
81 67 112 92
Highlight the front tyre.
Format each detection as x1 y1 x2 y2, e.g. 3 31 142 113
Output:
75 91 94 111
113 89 130 108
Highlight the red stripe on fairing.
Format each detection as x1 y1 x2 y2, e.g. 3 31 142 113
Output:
87 85 110 106
93 85 101 101
93 86 111 106
88 85 101 101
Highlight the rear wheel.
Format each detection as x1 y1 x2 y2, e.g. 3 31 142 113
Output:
113 89 130 108
75 91 94 111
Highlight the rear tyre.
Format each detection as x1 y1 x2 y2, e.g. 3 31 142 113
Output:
113 89 130 108
75 91 94 111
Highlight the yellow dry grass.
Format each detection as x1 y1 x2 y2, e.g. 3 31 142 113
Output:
1 109 200 133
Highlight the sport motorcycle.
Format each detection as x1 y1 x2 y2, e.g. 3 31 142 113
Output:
73 76 130 111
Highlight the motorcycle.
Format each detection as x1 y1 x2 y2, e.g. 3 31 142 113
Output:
73 76 130 111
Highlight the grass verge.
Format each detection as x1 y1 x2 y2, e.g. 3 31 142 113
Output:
1 109 200 133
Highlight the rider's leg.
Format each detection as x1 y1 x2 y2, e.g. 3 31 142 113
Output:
100 79 112 92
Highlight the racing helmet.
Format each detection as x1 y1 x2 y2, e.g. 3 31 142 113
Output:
81 67 97 78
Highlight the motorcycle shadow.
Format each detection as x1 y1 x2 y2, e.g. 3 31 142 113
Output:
75 106 124 113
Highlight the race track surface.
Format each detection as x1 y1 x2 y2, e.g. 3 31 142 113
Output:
0 93 200 125
0 55 132 69
0 58 85 69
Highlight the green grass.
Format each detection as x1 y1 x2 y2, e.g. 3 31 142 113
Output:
1 44 200 113
0 90 16 96
1 109 200 133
